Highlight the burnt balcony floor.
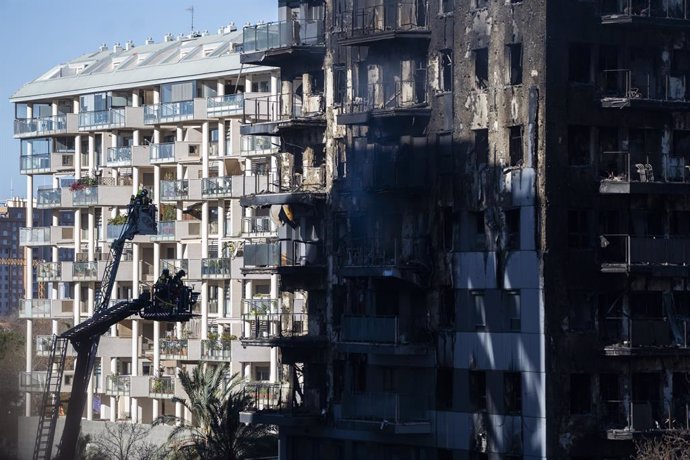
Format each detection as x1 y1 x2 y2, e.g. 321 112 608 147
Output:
240 409 322 426
240 46 325 67
601 14 690 29
239 117 326 137
338 29 431 47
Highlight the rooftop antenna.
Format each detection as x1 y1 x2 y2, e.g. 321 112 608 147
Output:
186 6 194 32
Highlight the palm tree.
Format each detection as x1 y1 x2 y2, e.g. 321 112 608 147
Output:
161 365 277 460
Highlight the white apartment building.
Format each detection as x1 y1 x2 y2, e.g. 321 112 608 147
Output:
10 26 284 429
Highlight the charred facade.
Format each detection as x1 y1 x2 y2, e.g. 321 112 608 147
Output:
238 0 690 459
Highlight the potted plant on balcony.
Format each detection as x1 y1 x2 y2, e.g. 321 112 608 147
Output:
220 332 236 347
69 176 98 191
107 214 128 225
151 376 164 394
160 204 176 222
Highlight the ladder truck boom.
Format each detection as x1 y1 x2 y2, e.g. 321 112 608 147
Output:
32 191 199 460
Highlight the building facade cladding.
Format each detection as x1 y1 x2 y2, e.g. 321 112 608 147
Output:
11 29 283 435
236 0 690 459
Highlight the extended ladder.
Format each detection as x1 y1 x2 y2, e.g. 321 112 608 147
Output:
32 336 68 460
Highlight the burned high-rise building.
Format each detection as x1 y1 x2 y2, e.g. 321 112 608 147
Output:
236 0 690 459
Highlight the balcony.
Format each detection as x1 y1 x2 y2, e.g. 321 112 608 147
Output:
240 382 322 426
106 146 132 167
207 94 244 117
18 372 47 393
36 187 62 208
200 340 232 361
159 339 189 360
160 179 189 201
201 258 235 279
14 114 72 138
149 376 175 398
242 216 274 236
240 135 280 157
604 398 689 440
150 221 176 241
18 299 72 319
338 392 431 434
201 177 233 198
600 70 690 110
602 316 690 356
73 261 98 281
78 109 125 130
243 239 323 271
338 0 430 46
20 154 51 174
241 18 325 66
72 186 98 207
19 226 74 246
149 141 201 164
161 258 189 274
601 0 690 28
36 262 61 281
601 234 690 275
241 93 325 136
600 151 690 194
341 238 429 284
144 100 206 124
105 375 131 396
338 79 429 125
241 312 312 346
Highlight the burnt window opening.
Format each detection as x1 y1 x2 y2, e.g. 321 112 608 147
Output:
474 48 489 90
672 130 690 180
440 0 453 14
629 128 661 178
440 287 456 327
351 355 367 392
568 125 591 166
504 372 522 414
567 209 590 249
570 374 592 414
509 126 524 166
599 127 621 179
474 129 489 166
440 49 453 92
505 209 520 250
471 210 487 249
671 210 690 236
506 43 523 85
436 367 453 409
333 65 346 105
569 44 592 84
438 450 453 460
469 370 487 411
442 206 454 251
472 290 486 329
568 291 595 332
438 133 454 174
506 291 521 331
382 367 394 392
472 0 489 9
599 45 620 94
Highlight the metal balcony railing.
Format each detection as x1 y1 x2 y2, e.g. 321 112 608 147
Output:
149 376 174 396
243 382 290 411
160 179 189 201
35 335 54 356
207 94 244 117
36 262 61 281
144 101 194 124
601 70 689 104
341 392 429 423
602 0 689 19
36 187 62 208
343 0 429 35
159 339 188 359
604 399 690 432
344 78 428 114
242 312 309 339
106 146 132 166
202 177 233 198
79 109 125 129
18 299 52 318
602 317 690 349
600 151 687 183
106 375 131 396
149 143 175 163
242 18 325 53
14 115 67 136
19 372 47 392
243 240 323 268
201 340 232 360
243 93 324 123
600 234 690 267
344 238 426 267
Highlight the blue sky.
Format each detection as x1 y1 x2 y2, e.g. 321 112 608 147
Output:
0 0 277 198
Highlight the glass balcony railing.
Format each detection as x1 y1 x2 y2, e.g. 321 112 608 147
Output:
106 146 132 166
20 154 51 173
340 315 400 344
201 258 233 278
72 186 98 206
207 94 244 117
242 18 325 53
150 143 175 163
160 179 189 201
73 261 97 280
79 109 125 129
14 115 67 136
242 298 280 315
106 224 126 240
243 242 280 268
159 339 188 359
149 376 174 397
242 216 273 235
161 259 188 274
36 262 61 281
19 227 51 246
341 392 429 424
240 135 279 155
105 375 131 396
151 221 175 241
19 372 47 392
35 335 54 355
18 299 52 318
144 101 194 124
36 187 62 208
202 177 233 198
201 340 232 361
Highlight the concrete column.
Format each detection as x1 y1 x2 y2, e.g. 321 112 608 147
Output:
201 122 210 339
88 209 95 263
217 120 226 161
88 134 96 175
152 241 161 420
131 241 140 423
271 72 280 95
244 280 253 338
74 135 82 180
270 275 279 382
217 79 225 96
110 281 119 336
110 355 117 421
25 175 33 416
245 75 254 95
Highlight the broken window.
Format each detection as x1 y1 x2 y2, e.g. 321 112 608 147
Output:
440 49 453 92
570 374 592 414
567 209 590 248
568 125 591 166
506 43 523 85
506 291 521 331
472 291 486 329
474 48 489 90
474 129 489 166
504 372 522 414
569 44 591 83
469 370 487 411
436 367 453 409
509 126 523 166
505 209 520 249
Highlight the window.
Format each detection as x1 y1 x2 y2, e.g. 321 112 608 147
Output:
474 129 489 166
568 126 591 166
506 291 521 331
472 211 486 249
472 291 486 329
505 209 520 249
567 209 590 248
569 44 591 83
472 0 489 8
436 367 453 409
570 374 592 414
470 371 487 411
252 80 270 93
440 287 455 327
509 126 523 166
506 43 523 85
440 49 453 92
504 372 522 414
440 0 453 14
474 48 489 89
254 366 270 381
333 65 346 104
